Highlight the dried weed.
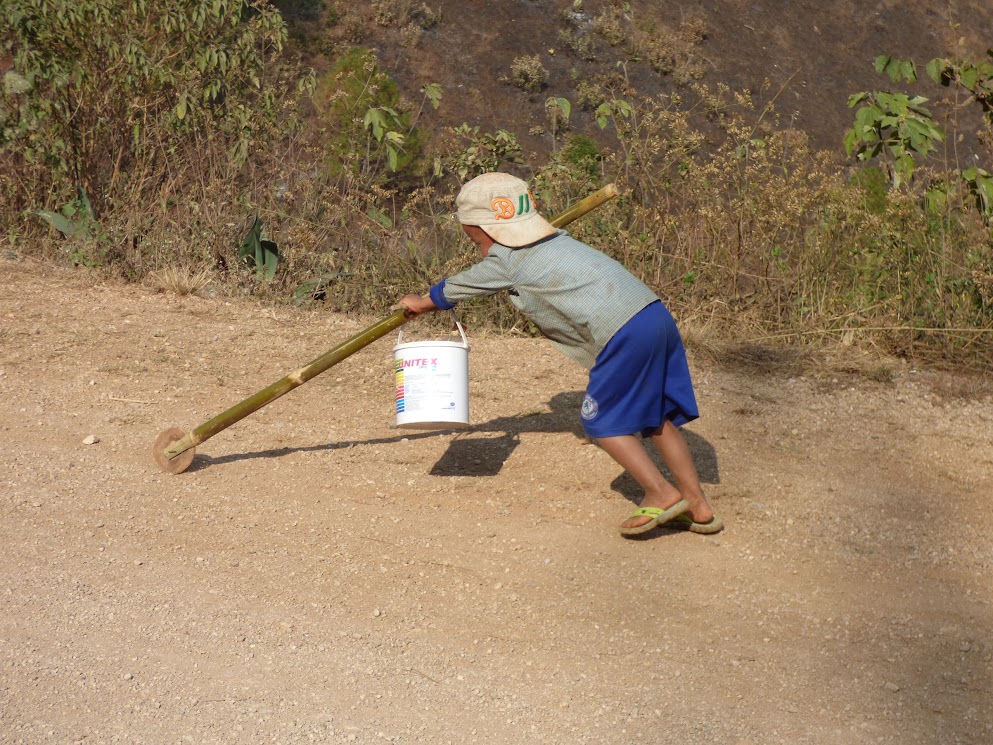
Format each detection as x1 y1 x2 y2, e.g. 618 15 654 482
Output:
924 370 993 403
145 266 214 296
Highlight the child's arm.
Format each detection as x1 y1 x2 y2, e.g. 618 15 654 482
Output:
398 293 438 316
400 253 513 315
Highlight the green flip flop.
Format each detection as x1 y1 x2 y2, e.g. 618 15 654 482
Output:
619 499 689 536
667 513 724 534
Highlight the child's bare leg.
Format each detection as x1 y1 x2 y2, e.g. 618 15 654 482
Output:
596 435 684 530
647 420 714 523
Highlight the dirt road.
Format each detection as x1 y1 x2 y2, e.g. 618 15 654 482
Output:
2 260 991 744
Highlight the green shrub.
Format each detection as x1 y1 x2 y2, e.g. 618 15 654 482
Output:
446 124 523 180
314 48 427 182
563 135 601 177
850 167 889 214
0 0 305 218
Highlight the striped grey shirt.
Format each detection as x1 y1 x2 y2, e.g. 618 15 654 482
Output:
437 230 659 368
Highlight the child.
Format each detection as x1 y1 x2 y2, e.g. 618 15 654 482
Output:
399 173 721 536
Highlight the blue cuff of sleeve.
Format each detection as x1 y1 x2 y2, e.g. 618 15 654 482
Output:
429 280 457 311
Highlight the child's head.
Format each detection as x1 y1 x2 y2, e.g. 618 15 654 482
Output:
455 172 557 247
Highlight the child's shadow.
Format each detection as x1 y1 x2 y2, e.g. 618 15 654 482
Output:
430 391 720 490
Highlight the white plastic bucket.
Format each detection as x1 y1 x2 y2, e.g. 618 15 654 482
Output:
393 316 469 430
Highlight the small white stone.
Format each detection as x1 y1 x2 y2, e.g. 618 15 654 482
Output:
82 434 100 445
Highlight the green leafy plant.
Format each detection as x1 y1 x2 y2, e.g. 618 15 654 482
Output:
364 106 406 172
421 83 443 111
1 0 304 215
367 206 394 229
962 166 993 223
239 215 280 280
32 185 109 266
925 50 993 225
447 125 523 180
316 48 428 181
845 53 993 230
925 50 993 123
844 84 944 188
873 54 919 84
34 186 97 238
594 98 633 130
361 84 440 172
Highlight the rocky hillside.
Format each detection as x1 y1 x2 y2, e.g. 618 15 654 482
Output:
283 0 993 162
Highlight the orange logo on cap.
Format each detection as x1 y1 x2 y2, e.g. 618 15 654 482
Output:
491 197 516 220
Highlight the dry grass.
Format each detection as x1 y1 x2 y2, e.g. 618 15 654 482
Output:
923 369 993 403
144 266 214 296
509 55 548 93
710 342 814 376
638 16 709 85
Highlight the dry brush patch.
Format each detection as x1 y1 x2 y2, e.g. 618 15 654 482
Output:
4 8 992 370
144 266 215 297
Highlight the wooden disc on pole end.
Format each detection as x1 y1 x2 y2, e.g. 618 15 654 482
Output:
152 427 195 475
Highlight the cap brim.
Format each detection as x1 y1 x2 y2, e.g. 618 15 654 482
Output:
484 214 558 248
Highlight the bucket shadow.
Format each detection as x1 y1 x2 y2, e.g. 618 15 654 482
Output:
427 391 583 477
429 432 521 477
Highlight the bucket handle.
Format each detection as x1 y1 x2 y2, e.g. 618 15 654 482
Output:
397 310 468 348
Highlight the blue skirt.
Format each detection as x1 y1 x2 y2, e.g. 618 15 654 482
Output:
580 300 699 438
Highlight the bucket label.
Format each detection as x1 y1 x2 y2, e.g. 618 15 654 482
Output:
396 357 439 369
395 365 456 412
393 342 469 428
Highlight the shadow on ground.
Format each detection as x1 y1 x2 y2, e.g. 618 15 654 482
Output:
188 390 721 486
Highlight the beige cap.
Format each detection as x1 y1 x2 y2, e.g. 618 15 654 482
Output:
455 172 558 247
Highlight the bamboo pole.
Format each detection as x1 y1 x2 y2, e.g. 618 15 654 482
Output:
161 310 409 460
548 183 618 228
154 182 620 472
